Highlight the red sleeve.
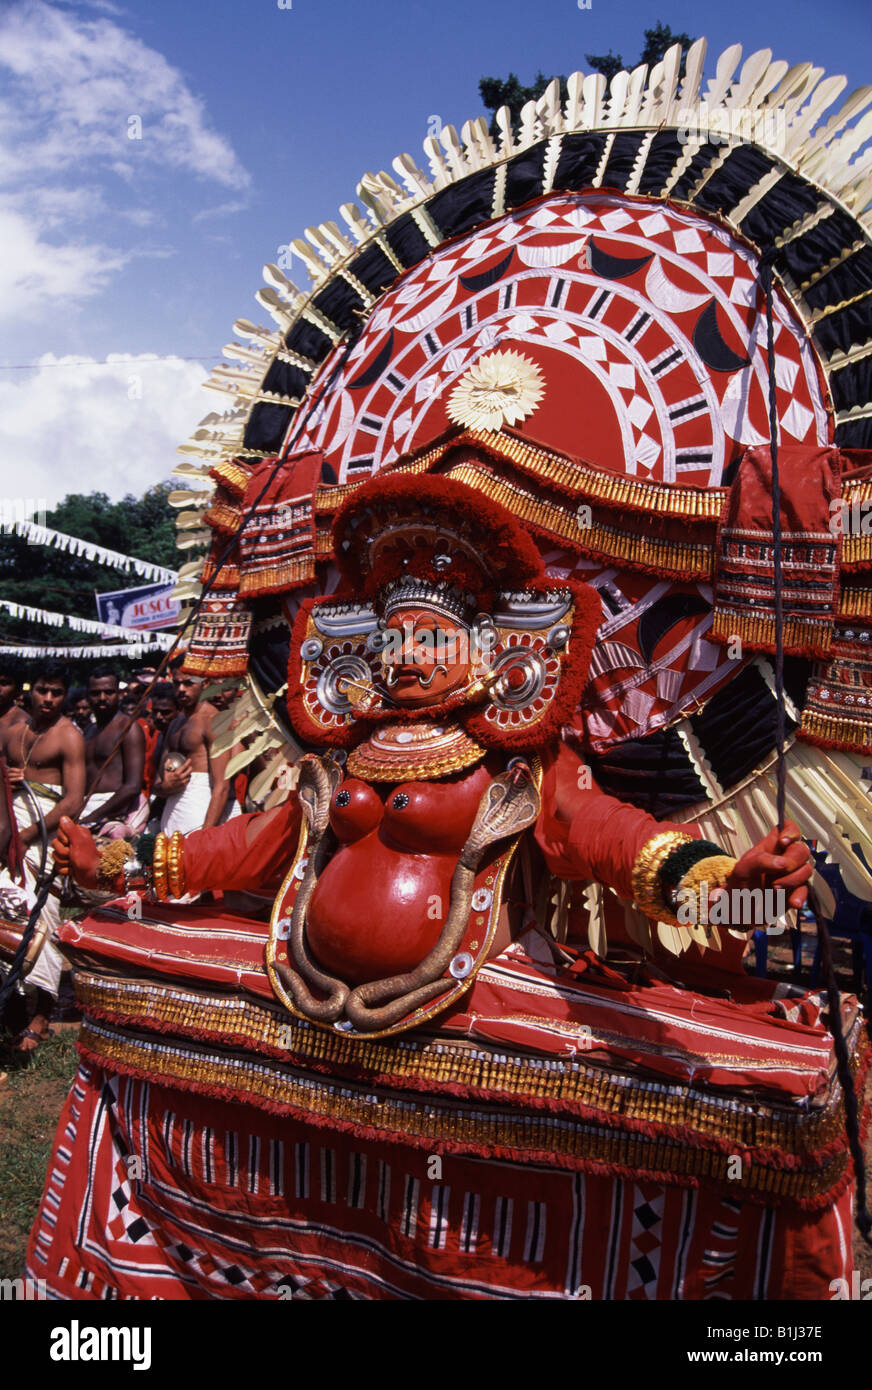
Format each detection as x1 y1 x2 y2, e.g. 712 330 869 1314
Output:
181 793 302 897
534 741 700 900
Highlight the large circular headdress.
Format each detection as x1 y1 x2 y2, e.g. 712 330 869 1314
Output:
172 38 872 896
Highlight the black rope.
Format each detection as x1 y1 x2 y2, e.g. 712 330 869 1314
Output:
760 247 871 1244
760 255 788 831
810 889 872 1244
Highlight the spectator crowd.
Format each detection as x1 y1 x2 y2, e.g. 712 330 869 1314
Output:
0 657 259 1069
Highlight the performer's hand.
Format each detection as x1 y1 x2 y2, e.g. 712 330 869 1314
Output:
52 815 101 890
6 766 24 785
162 759 192 795
723 821 813 917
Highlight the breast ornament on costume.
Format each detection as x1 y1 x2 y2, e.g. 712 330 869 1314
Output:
266 459 602 1037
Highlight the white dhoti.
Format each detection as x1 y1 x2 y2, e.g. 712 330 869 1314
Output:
160 771 241 835
0 783 68 999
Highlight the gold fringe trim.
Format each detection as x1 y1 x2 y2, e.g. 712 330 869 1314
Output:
203 501 243 533
711 610 834 654
238 557 315 595
463 429 725 521
201 560 241 589
839 587 872 618
844 534 872 564
72 1006 853 1192
210 460 251 496
445 462 714 578
800 709 872 751
182 652 249 677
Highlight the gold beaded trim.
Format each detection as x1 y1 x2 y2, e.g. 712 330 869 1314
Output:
839 586 872 618
630 831 697 924
711 609 834 654
167 831 186 900
800 708 872 751
347 728 486 781
75 1015 850 1201
71 972 857 1158
444 462 715 578
238 556 315 595
152 834 169 901
462 429 724 521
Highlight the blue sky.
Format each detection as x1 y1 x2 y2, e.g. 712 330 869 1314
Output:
1 0 870 504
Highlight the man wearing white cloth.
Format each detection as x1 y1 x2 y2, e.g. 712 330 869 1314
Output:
0 664 85 1054
152 666 239 835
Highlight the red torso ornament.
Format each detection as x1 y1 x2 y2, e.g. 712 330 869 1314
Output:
308 762 493 984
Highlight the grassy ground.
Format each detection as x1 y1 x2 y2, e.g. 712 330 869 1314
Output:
0 1024 79 1279
0 945 869 1288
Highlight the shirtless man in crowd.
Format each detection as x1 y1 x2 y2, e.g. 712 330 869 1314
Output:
0 663 85 1054
80 669 145 833
150 663 236 833
0 663 28 736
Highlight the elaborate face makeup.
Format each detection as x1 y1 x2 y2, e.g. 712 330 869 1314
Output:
380 606 473 708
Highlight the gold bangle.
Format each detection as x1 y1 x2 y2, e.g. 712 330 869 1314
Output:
630 830 697 923
167 831 186 899
676 855 737 926
152 833 169 900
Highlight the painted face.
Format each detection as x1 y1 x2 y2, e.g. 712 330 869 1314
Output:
381 606 473 708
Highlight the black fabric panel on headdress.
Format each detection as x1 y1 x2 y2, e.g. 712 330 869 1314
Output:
426 170 496 238
259 359 309 401
777 209 861 284
669 144 719 201
835 417 872 449
284 318 333 363
688 659 807 790
599 133 646 192
248 609 294 736
636 131 684 195
553 132 606 191
692 145 774 217
348 243 400 296
803 247 872 314
739 174 821 248
587 728 707 819
504 144 547 208
813 299 872 356
385 213 432 269
243 401 293 453
828 358 872 413
312 276 366 331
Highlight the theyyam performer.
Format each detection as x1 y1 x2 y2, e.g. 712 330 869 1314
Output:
28 35 872 1298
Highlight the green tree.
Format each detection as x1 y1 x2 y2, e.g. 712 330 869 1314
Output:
0 482 187 660
480 21 696 134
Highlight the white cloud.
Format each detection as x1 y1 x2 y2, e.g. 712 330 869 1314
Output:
0 1 249 188
0 2 249 322
0 206 125 322
0 353 213 505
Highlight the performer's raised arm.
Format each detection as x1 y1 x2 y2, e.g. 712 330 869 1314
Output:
536 740 812 930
